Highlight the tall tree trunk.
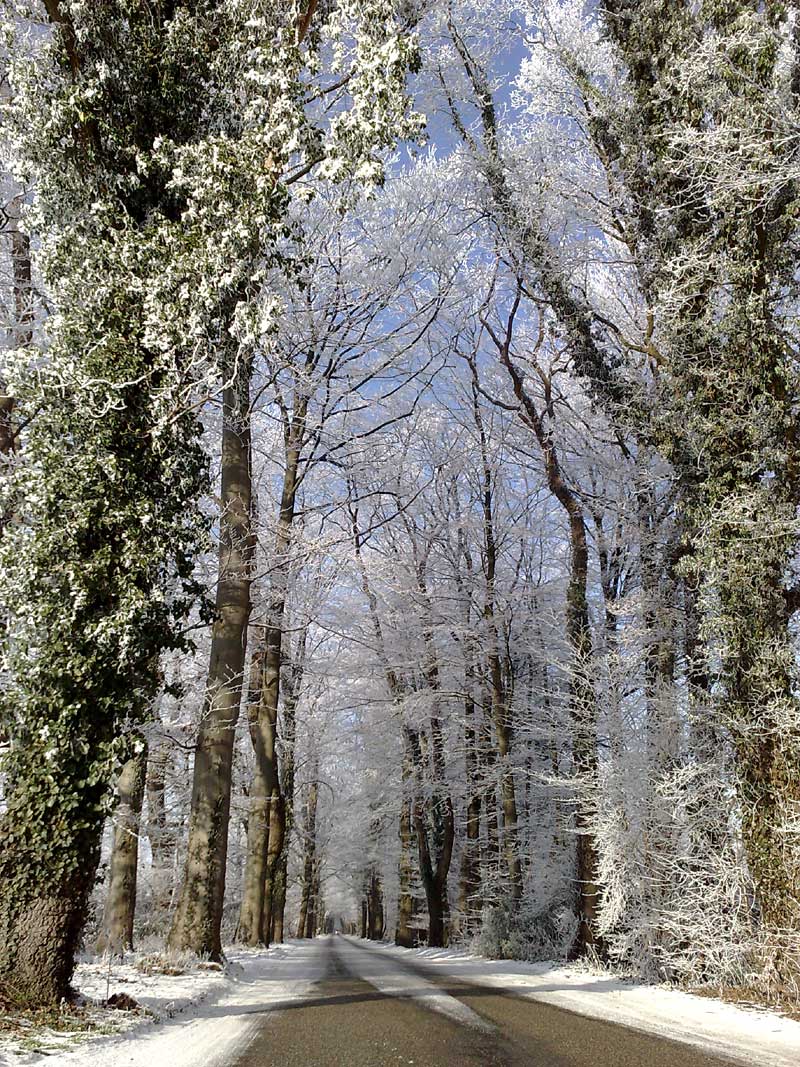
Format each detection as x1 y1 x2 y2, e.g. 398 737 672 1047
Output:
261 791 286 942
485 297 602 956
145 729 173 914
367 869 384 939
168 362 252 958
564 502 602 958
395 789 415 946
270 855 287 942
236 644 271 944
237 405 304 944
350 497 417 947
96 741 147 956
271 626 303 943
296 774 318 939
457 662 482 930
470 370 522 902
480 701 501 899
407 725 454 949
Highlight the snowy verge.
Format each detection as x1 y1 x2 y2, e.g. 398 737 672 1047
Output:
352 939 800 1067
0 940 326 1067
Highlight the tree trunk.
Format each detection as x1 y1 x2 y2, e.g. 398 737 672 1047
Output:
486 308 602 956
367 869 384 939
271 626 303 943
296 776 318 939
413 782 454 949
96 741 147 956
168 363 252 958
395 790 415 947
261 792 285 943
237 644 271 945
480 703 501 899
271 853 288 943
145 730 174 914
457 670 482 930
564 503 602 958
0 866 98 1006
237 408 304 944
470 370 522 902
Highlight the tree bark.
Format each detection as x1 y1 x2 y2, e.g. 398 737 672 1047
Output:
237 401 305 944
367 869 384 939
469 371 523 903
168 362 252 958
96 741 148 956
483 292 602 956
271 629 302 943
457 664 482 930
395 787 415 946
296 775 318 939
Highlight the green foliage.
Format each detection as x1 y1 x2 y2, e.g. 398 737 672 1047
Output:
602 0 800 932
0 0 422 990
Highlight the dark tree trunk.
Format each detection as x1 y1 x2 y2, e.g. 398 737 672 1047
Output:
479 703 501 897
96 741 148 956
0 865 98 1005
168 362 252 958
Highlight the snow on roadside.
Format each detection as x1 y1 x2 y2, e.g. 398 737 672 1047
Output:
0 940 326 1067
355 940 800 1067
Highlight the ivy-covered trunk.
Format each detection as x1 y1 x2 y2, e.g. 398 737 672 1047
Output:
600 0 800 974
168 365 253 958
0 790 104 1005
96 741 148 956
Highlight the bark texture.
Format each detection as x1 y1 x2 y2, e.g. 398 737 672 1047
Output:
96 742 148 956
168 366 252 957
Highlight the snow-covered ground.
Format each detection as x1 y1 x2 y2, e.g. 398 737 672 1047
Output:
0 941 326 1067
352 939 800 1067
3 937 800 1066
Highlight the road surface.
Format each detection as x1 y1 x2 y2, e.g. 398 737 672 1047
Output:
232 936 742 1067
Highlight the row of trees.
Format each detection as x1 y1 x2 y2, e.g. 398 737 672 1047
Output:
1 0 799 1010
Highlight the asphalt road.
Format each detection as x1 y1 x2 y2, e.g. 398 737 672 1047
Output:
232 938 743 1067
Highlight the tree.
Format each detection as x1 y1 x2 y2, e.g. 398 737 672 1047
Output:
165 0 421 958
96 736 148 956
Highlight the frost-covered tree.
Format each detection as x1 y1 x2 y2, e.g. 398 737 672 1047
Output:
167 1 422 959
0 0 418 1003
595 0 800 980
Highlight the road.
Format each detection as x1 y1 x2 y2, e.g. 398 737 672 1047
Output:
232 936 742 1067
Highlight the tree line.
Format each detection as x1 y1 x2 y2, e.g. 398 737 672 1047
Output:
0 0 799 1011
